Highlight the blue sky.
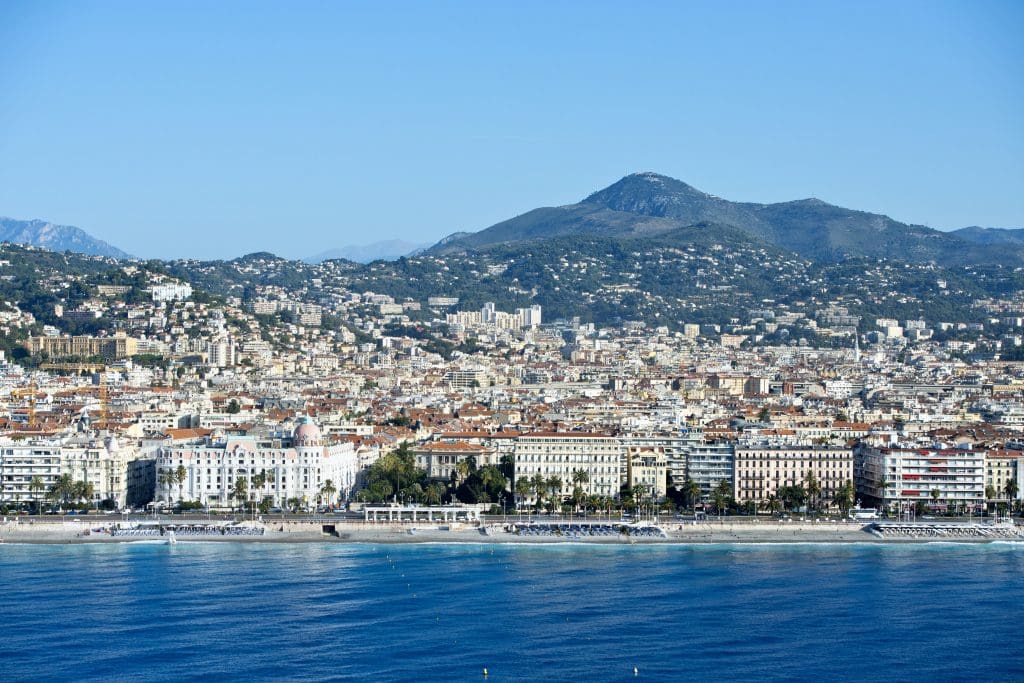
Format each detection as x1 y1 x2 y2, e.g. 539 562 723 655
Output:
1 1 1022 260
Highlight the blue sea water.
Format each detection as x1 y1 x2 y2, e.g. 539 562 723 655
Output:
1 542 1023 682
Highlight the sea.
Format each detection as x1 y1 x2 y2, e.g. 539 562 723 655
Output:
1 542 1023 682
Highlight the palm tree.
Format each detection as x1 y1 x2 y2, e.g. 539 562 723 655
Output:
1005 478 1019 513
454 458 474 486
247 473 264 509
499 453 515 481
321 479 337 509
685 479 701 510
619 490 635 516
530 473 547 511
804 471 820 515
764 493 782 516
74 480 95 509
232 477 248 513
986 484 997 514
264 469 277 508
713 479 732 519
832 481 854 515
629 483 646 513
28 475 45 514
547 476 564 511
47 474 75 510
571 485 586 512
157 468 174 504
175 464 187 505
515 477 531 513
424 482 445 506
479 466 506 498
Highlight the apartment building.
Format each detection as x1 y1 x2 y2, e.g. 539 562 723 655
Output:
621 432 693 490
984 450 1023 502
444 369 488 391
734 445 853 506
625 446 667 499
61 437 130 509
684 441 735 501
0 441 62 505
855 446 985 513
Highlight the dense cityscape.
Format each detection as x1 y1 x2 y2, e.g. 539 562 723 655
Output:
1 238 1021 530
3 3 1023 680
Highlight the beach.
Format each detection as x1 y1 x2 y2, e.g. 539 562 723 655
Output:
3 517 1021 545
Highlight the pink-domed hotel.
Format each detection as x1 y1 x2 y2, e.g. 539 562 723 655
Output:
155 416 358 510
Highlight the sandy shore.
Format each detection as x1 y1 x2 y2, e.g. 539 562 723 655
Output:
2 519 1021 545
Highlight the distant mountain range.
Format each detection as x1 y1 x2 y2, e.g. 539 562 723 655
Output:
950 226 1024 246
305 239 431 264
0 217 130 259
4 177 1022 266
427 172 1023 265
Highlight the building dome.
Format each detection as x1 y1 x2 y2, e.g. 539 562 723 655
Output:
293 416 322 448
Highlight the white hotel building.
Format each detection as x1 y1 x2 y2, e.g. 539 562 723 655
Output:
513 432 622 502
156 418 358 509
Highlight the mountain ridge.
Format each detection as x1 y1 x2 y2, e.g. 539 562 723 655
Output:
305 239 431 264
0 217 130 259
426 172 1017 266
951 226 1024 246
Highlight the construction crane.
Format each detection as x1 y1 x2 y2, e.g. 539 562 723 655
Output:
99 372 109 428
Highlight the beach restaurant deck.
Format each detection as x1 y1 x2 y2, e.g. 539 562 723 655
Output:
363 505 481 524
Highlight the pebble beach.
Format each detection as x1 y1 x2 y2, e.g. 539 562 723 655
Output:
3 518 1021 545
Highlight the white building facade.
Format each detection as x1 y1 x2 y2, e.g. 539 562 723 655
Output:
733 445 853 507
513 432 622 502
0 440 62 506
151 283 193 302
0 437 133 509
61 437 131 509
156 418 358 509
855 446 985 514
